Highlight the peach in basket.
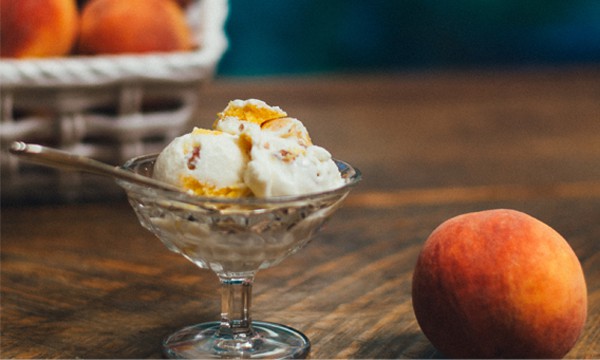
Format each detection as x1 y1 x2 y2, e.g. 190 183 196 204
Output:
0 0 78 58
78 0 195 55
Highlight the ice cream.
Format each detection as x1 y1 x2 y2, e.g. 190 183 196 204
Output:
153 99 344 198
152 127 250 197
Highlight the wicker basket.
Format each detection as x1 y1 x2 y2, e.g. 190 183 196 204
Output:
0 0 228 203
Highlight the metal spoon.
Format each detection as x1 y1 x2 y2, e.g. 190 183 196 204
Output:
8 141 181 192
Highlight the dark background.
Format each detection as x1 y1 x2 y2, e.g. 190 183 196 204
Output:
217 0 600 76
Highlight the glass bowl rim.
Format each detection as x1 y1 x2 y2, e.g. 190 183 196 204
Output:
116 153 361 207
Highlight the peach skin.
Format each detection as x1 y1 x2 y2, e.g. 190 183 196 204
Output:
412 209 587 358
1 0 78 58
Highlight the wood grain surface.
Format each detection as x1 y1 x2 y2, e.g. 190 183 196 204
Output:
2 67 599 358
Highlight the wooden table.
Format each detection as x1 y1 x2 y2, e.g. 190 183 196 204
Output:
2 67 599 358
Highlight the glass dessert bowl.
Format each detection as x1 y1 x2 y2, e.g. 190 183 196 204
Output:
116 154 361 359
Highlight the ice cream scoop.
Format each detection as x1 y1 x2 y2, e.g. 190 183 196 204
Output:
153 99 344 198
153 128 251 197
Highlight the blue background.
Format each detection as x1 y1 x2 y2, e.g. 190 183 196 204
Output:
217 0 600 76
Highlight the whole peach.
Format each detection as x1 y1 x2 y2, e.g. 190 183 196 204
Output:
77 0 194 55
412 209 587 358
0 0 78 58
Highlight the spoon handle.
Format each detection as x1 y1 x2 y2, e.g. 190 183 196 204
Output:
8 141 180 192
